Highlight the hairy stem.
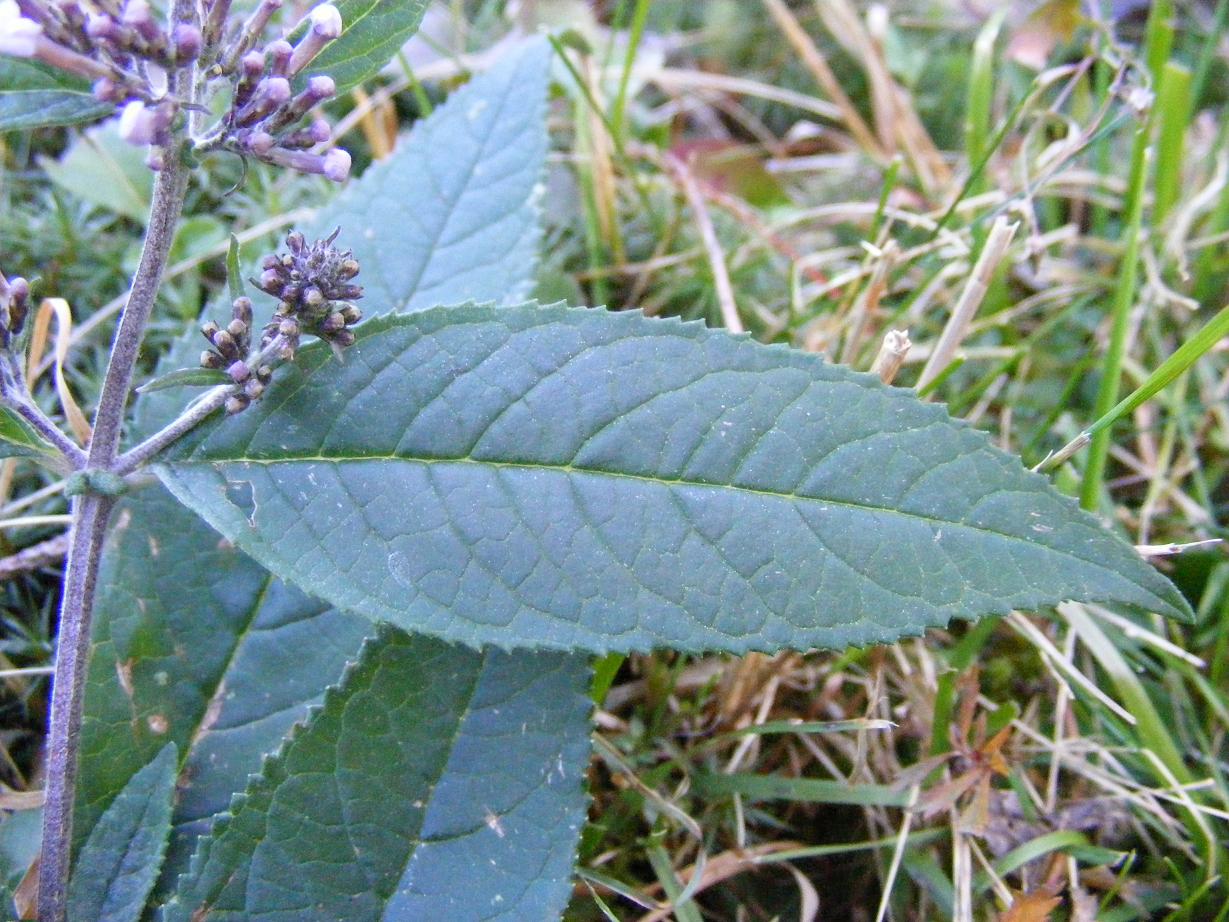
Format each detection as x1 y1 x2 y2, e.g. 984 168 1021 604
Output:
116 333 290 475
38 39 195 920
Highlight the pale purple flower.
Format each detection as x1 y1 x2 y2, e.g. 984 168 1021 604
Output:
288 3 342 75
0 0 42 57
117 100 158 145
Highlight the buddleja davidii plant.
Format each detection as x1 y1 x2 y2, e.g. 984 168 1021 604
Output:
0 1 428 918
0 7 1199 922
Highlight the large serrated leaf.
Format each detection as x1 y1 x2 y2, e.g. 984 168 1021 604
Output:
74 486 370 886
157 304 1191 654
163 626 592 921
75 36 560 891
292 0 429 94
0 58 111 131
67 743 177 922
305 38 550 312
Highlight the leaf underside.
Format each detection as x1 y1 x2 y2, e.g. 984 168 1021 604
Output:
158 303 1191 656
163 627 592 921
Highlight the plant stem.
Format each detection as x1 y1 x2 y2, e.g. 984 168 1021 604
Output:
116 333 290 475
38 95 193 922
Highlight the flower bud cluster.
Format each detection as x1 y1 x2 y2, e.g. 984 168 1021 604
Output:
0 1 352 183
0 269 30 350
254 230 362 359
200 296 274 414
207 1 350 181
198 230 362 414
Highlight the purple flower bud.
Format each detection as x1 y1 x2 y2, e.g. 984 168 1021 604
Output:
306 74 335 102
322 148 350 182
92 77 123 102
121 0 162 45
244 379 265 400
117 100 157 145
287 3 342 75
259 268 283 291
232 297 253 325
309 117 330 143
225 394 250 415
236 75 290 126
262 145 350 182
265 38 292 75
172 22 202 61
85 12 118 41
241 49 265 78
146 148 165 171
227 360 250 383
0 0 42 57
245 130 275 154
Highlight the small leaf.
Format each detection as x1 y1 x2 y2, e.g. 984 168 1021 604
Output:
157 304 1192 656
307 38 551 312
226 234 244 304
164 626 592 921
293 0 429 94
67 743 177 922
0 408 63 469
0 58 111 131
136 367 231 394
41 122 152 222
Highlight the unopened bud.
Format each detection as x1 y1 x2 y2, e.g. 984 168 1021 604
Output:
286 231 305 252
117 100 157 146
339 258 360 279
320 311 345 333
172 22 202 61
265 38 292 75
201 350 225 369
258 268 283 292
92 77 123 102
278 318 299 337
244 379 265 400
340 304 362 324
245 130 275 154
201 320 221 340
232 296 253 325
227 318 248 339
211 329 237 356
329 328 355 349
322 148 350 182
302 286 325 308
287 3 342 75
225 394 250 415
227 360 250 382
256 364 273 383
0 2 44 57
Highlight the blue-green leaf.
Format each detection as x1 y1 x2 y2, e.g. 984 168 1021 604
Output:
0 58 111 131
307 38 551 312
67 743 177 922
157 304 1191 655
163 627 592 921
293 0 429 94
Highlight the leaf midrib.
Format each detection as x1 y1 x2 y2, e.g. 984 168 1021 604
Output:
167 453 1173 610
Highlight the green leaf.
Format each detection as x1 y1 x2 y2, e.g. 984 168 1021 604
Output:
164 626 591 921
0 58 111 131
67 743 177 922
75 35 558 894
41 122 153 221
136 367 231 394
306 38 551 312
74 485 371 887
294 0 429 94
156 304 1192 654
0 407 64 468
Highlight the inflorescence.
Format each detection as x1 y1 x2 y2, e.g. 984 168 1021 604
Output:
201 230 362 414
0 0 351 181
